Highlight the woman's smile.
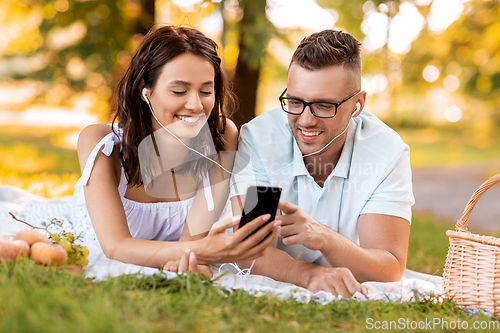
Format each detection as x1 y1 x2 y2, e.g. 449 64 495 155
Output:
175 114 205 125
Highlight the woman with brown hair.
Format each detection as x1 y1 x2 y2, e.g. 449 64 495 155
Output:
73 25 278 275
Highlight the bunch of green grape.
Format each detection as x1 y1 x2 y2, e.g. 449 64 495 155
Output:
9 214 90 267
50 231 90 266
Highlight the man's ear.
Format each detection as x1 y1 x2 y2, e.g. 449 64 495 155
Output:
352 91 367 117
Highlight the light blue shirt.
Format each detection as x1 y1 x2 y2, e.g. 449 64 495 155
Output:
229 108 414 267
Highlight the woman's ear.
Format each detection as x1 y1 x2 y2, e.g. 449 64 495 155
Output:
142 88 149 104
139 79 147 102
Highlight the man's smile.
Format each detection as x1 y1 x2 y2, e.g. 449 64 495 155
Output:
298 128 323 142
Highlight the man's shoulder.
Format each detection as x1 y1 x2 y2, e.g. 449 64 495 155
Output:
240 108 291 140
354 111 409 160
244 107 286 127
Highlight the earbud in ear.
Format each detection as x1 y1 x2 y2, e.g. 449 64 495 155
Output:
142 88 149 104
352 102 361 116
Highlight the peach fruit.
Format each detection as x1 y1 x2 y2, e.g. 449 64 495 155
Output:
0 237 30 260
15 229 52 246
30 242 68 265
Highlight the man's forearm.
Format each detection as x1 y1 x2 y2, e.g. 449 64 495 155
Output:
318 216 408 283
319 230 404 283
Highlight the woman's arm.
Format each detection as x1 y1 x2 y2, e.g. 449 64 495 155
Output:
78 125 190 266
78 124 276 268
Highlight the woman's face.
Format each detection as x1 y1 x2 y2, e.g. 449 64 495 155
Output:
144 53 216 138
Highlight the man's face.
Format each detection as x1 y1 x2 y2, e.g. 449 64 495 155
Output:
286 63 361 157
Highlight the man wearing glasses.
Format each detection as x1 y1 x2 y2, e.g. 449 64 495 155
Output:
230 30 414 298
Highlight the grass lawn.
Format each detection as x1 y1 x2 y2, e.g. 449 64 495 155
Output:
0 214 498 332
399 127 500 169
2 125 500 331
0 125 81 197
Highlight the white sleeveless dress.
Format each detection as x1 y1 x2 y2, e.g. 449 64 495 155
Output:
0 127 218 280
72 128 215 242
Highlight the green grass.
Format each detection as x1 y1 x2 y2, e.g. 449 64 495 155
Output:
406 214 500 277
398 127 500 169
0 214 499 332
2 125 500 331
407 214 453 277
0 125 81 197
1 257 498 333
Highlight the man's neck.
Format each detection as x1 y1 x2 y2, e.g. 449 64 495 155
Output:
303 142 345 187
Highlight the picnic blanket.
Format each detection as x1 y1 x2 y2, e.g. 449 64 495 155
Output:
0 185 444 304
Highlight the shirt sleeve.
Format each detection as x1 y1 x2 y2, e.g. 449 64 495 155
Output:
360 146 415 223
229 125 271 199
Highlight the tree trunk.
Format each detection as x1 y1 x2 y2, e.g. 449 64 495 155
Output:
231 0 268 129
137 0 156 35
232 40 260 128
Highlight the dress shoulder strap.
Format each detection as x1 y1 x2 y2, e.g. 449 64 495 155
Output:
202 170 214 212
76 131 121 187
200 152 225 212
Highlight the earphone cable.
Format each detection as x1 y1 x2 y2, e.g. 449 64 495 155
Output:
145 96 353 179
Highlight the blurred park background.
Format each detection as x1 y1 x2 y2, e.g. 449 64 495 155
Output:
0 0 499 227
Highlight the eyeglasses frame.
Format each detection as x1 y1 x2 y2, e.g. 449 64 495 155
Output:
279 89 360 118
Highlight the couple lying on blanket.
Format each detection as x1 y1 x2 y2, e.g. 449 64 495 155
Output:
75 25 413 299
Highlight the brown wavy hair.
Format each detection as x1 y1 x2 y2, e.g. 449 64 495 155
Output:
111 26 237 187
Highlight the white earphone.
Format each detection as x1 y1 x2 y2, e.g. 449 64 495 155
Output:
353 102 361 116
141 86 240 177
141 85 355 174
300 101 361 158
142 88 150 104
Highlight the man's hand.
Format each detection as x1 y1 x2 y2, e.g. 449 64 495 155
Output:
305 266 368 298
277 200 328 251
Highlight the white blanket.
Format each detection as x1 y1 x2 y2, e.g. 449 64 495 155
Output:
212 264 443 304
0 185 444 304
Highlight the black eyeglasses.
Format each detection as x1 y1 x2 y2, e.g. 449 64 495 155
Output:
279 89 360 118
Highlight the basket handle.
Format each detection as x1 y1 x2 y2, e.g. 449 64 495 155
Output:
455 172 500 232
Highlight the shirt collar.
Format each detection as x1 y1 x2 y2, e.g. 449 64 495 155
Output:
330 118 356 179
292 136 309 176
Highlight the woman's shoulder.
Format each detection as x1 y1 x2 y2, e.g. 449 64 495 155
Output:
76 124 123 174
76 123 123 182
221 118 238 151
77 124 114 155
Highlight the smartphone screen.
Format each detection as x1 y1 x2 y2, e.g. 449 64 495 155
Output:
239 186 282 238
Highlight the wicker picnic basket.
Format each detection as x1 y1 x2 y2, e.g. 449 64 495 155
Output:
442 172 500 317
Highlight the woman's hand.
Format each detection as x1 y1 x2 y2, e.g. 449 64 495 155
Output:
163 249 213 279
194 214 280 265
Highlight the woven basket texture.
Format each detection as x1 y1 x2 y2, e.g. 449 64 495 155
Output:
443 173 500 317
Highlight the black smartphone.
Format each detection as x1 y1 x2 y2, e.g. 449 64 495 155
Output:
239 185 282 239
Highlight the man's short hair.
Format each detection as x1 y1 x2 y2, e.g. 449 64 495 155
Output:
290 30 361 73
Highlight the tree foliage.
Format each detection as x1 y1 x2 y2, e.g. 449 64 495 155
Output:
1 0 153 110
402 0 500 98
398 0 500 126
1 0 499 127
